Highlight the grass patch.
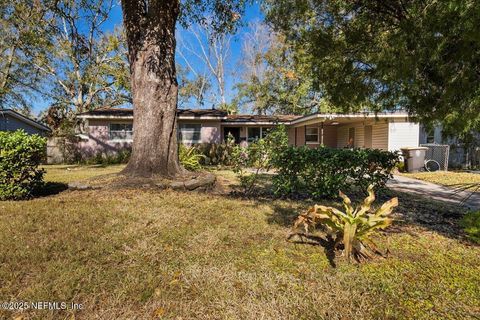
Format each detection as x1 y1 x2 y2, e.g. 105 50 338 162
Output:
0 165 478 319
400 171 480 192
42 164 126 184
461 211 480 243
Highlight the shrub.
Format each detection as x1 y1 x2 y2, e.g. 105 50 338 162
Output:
197 133 236 166
270 145 399 198
291 185 398 262
460 211 480 243
231 138 270 194
84 149 131 165
179 144 205 171
0 130 46 200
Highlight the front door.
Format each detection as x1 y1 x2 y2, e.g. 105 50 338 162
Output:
224 127 241 144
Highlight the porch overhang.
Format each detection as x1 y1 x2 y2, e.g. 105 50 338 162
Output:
288 112 412 127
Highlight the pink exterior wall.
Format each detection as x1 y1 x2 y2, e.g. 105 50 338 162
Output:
78 119 132 158
78 119 222 158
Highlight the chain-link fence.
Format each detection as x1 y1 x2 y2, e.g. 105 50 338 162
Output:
420 144 450 171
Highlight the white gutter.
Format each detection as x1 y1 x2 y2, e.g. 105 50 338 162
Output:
288 112 412 126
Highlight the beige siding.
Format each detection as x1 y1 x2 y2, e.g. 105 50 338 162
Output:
337 126 349 148
354 124 365 147
371 122 389 150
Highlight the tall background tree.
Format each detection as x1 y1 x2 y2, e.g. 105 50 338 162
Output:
38 0 130 134
120 0 247 177
234 20 327 115
178 21 234 112
0 0 53 115
264 0 480 137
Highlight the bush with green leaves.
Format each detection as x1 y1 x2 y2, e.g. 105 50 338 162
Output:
179 144 205 171
232 137 278 195
197 133 236 166
0 130 47 200
269 135 399 198
84 149 132 165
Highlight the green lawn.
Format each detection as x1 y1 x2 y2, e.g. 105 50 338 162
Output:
400 171 480 192
0 165 479 319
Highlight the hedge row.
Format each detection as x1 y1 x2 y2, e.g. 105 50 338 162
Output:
270 145 400 198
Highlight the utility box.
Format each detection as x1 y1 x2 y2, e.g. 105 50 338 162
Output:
401 147 429 172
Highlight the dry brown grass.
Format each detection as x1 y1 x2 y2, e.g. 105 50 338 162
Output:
400 171 480 192
0 165 478 319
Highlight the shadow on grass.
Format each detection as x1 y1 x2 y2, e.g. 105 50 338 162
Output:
33 182 69 198
287 233 338 268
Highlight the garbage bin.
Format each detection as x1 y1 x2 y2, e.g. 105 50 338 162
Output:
400 147 429 173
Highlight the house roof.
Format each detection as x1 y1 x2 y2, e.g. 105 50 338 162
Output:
0 109 51 132
77 108 413 126
77 108 298 123
224 114 302 124
77 107 228 120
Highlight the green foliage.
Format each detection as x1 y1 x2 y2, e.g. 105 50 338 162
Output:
0 130 46 200
292 185 398 262
179 144 205 171
0 1 52 112
460 211 480 243
264 0 480 135
235 23 326 115
84 150 131 166
229 125 290 194
270 145 400 198
197 133 236 166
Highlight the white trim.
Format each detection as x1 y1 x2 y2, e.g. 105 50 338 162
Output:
246 126 263 142
108 123 133 141
305 127 320 144
178 123 202 144
289 112 411 126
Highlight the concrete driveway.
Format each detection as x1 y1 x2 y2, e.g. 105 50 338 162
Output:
388 175 480 210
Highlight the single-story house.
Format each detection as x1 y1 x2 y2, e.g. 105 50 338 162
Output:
75 108 419 157
0 109 51 136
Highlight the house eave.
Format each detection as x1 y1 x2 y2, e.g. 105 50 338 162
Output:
0 109 51 132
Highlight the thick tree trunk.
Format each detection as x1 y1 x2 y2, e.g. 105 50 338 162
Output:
121 0 183 177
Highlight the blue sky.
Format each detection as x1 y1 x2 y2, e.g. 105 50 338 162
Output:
32 1 265 115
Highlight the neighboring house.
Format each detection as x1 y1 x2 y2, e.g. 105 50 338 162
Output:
76 108 419 157
419 125 480 168
0 109 51 136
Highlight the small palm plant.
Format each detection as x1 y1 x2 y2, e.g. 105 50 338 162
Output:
291 185 398 262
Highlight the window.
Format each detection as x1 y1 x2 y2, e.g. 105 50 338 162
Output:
179 124 201 144
305 127 319 143
247 127 261 142
109 123 133 141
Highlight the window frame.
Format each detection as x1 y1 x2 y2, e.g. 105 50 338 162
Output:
247 127 262 143
178 123 202 144
109 123 133 141
305 127 319 144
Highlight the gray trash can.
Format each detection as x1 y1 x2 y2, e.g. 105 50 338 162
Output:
400 147 428 172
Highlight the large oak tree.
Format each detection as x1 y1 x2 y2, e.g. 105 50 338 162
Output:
120 0 246 177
